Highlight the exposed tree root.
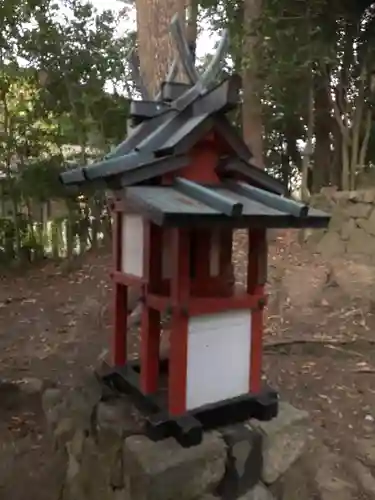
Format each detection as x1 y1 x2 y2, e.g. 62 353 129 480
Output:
264 338 375 357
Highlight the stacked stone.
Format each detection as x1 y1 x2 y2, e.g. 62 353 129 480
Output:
308 188 375 258
42 375 310 500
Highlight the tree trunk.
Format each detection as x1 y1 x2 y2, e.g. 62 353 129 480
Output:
280 150 290 194
227 0 244 74
285 121 302 172
331 121 343 189
186 0 198 60
313 71 332 192
136 0 188 96
331 22 355 191
242 0 264 168
130 0 197 322
301 69 314 202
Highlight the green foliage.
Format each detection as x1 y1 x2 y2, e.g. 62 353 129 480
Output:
200 0 375 191
0 0 132 264
4 0 375 265
19 156 67 201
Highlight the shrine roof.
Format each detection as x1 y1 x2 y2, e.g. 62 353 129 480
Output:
123 180 330 229
58 14 330 232
58 16 286 196
60 76 286 194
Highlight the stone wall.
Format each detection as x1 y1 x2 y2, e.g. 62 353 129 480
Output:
42 375 311 500
307 188 375 259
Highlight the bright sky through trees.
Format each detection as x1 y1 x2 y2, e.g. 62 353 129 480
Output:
90 0 217 59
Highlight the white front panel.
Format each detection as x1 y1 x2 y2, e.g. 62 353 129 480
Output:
121 214 144 276
186 310 251 410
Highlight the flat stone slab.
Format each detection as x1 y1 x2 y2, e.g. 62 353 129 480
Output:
42 379 315 500
43 373 104 432
123 432 226 500
198 495 220 500
238 483 275 500
218 422 262 497
96 398 143 437
250 402 309 484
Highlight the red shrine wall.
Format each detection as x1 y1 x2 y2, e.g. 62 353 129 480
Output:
120 213 230 291
113 202 266 413
163 139 220 185
111 134 267 414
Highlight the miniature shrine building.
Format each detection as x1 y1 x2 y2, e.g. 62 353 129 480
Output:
60 75 330 445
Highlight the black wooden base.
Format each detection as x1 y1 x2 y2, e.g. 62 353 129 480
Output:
98 358 278 447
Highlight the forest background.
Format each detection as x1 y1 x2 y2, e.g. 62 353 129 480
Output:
1 0 374 265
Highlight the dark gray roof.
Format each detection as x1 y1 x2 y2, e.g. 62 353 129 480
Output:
59 74 286 197
124 181 330 229
59 14 288 199
58 12 331 230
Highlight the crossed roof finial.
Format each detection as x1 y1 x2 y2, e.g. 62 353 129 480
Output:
60 14 288 197
129 14 229 103
57 14 332 233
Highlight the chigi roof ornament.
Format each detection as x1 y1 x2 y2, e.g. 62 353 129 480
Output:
60 14 283 194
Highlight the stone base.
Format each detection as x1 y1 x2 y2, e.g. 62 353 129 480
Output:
42 375 309 500
99 359 278 447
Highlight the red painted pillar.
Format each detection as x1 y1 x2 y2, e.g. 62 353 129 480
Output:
219 228 233 295
247 228 267 393
192 229 211 295
168 227 190 416
140 221 162 394
112 209 128 366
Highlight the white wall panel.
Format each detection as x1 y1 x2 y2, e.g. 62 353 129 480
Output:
121 214 144 277
186 309 251 410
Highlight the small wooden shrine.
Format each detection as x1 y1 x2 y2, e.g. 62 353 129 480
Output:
60 16 330 446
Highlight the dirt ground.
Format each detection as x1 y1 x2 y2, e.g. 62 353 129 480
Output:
1 232 375 499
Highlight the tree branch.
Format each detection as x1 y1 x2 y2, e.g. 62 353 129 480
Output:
327 84 350 144
358 109 372 169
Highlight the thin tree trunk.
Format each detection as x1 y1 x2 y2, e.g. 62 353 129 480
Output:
131 0 197 322
136 0 188 96
358 110 372 171
186 0 198 60
313 71 332 192
285 122 302 172
331 121 343 188
1 91 21 260
242 0 263 168
301 71 314 202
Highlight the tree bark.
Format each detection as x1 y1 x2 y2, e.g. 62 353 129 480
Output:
301 68 314 202
186 0 198 60
129 0 197 321
242 0 264 168
135 0 188 96
331 120 342 188
313 71 332 192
